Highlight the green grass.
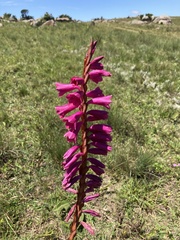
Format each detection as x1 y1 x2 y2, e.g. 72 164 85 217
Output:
0 19 180 239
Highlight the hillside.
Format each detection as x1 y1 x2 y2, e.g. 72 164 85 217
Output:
0 18 180 239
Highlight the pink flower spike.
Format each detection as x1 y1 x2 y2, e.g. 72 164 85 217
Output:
86 87 104 98
89 70 111 83
55 82 80 96
65 204 76 222
80 221 95 235
63 145 80 160
84 193 100 202
82 209 101 217
89 124 112 134
90 56 104 70
87 95 112 109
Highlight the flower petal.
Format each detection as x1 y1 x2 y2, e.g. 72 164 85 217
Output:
87 109 108 121
89 124 112 134
55 103 78 118
86 180 102 188
87 157 105 168
89 70 111 83
65 204 76 222
64 121 82 142
82 209 101 217
66 91 83 105
87 95 112 109
63 175 81 189
84 193 100 202
89 165 105 175
86 87 104 98
90 141 112 152
63 152 83 169
55 82 80 96
63 111 83 124
90 56 104 70
89 132 112 142
71 76 84 85
88 148 108 155
86 174 102 182
66 188 78 194
63 145 80 160
80 221 95 235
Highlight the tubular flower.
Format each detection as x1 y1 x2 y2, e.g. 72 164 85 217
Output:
89 69 112 83
55 40 112 240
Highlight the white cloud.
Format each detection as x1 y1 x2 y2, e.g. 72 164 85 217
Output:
0 1 18 6
131 10 140 16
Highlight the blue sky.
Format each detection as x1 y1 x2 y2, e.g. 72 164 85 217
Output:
0 0 179 20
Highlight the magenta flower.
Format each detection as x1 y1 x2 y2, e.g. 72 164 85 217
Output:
89 69 111 83
90 56 104 70
89 123 112 134
71 77 84 85
86 87 104 98
63 145 80 160
172 163 180 167
64 121 82 143
55 103 78 118
55 40 112 239
82 209 101 217
80 221 95 235
87 95 112 109
55 82 80 96
87 109 108 121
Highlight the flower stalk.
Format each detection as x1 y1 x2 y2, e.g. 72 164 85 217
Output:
55 40 112 239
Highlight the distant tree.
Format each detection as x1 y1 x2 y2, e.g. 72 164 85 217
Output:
10 15 18 21
59 14 72 21
92 17 104 22
146 13 153 21
12 15 17 21
21 9 29 19
43 12 54 21
3 13 12 19
139 15 144 20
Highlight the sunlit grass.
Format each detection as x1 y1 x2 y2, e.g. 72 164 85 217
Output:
0 19 180 239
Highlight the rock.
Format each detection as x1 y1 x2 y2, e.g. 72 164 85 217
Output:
22 19 34 23
153 15 172 24
41 19 56 27
131 20 145 25
0 23 3 27
159 19 172 25
56 17 70 22
142 15 149 21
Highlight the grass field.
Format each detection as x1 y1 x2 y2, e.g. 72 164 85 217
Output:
0 18 180 239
